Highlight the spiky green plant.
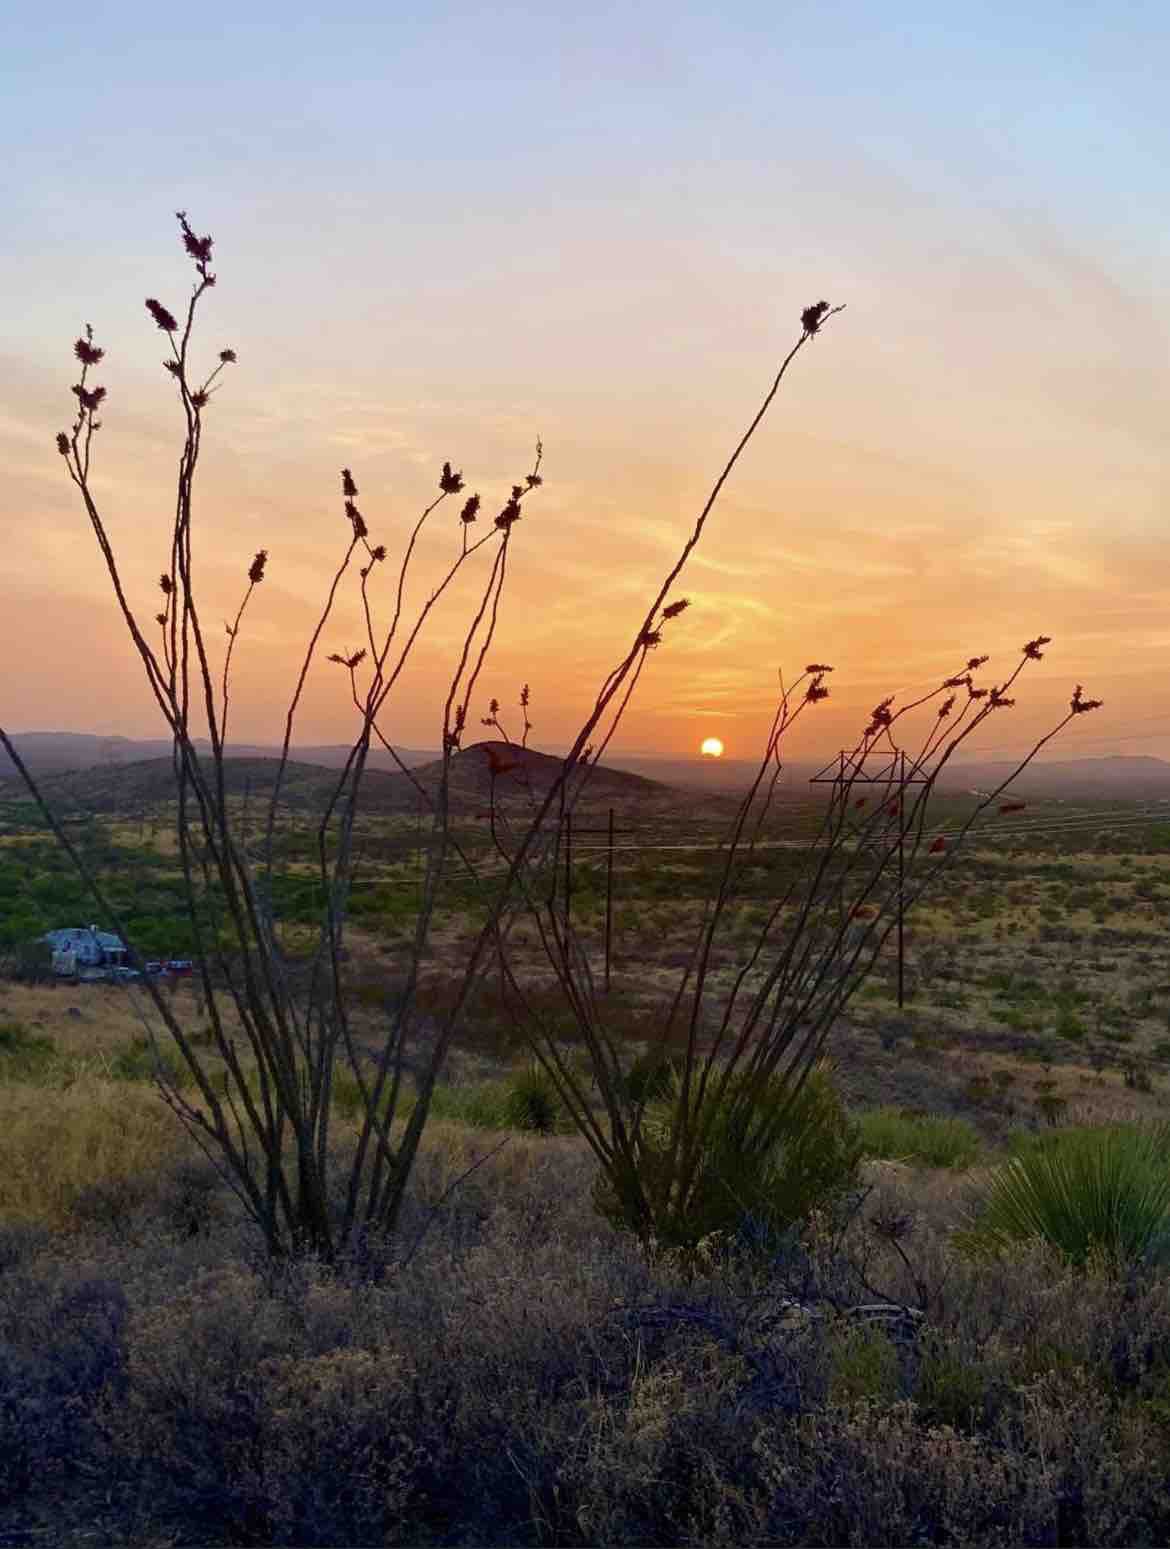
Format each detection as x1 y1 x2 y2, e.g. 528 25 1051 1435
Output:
960 1122 1170 1268
502 1063 565 1135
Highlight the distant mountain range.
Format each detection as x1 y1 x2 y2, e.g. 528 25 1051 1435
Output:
0 740 701 823
933 755 1170 801
0 732 436 779
4 732 1170 805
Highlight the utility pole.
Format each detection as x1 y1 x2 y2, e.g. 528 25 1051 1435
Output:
556 807 626 991
810 746 928 1009
564 810 573 938
605 807 614 994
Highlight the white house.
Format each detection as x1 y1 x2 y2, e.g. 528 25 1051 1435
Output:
43 925 129 977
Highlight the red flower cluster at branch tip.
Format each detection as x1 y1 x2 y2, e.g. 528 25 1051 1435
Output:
805 680 829 703
145 298 178 332
56 432 70 456
327 650 367 671
439 461 464 495
248 550 267 584
865 697 894 736
967 684 988 700
1000 801 1027 814
341 469 357 499
937 694 956 719
801 300 830 334
190 389 209 409
176 210 213 267
805 663 833 675
494 497 521 530
662 598 691 620
460 494 480 525
988 686 1014 709
155 612 166 626
219 349 237 364
525 471 543 489
74 335 104 366
159 574 173 595
943 674 969 689
163 360 180 376
929 836 947 854
369 544 386 562
966 655 989 671
1070 685 1103 715
72 384 107 412
639 627 663 650
1022 635 1052 660
345 500 367 538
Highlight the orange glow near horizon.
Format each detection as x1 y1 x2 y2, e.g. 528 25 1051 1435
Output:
4 12 1168 768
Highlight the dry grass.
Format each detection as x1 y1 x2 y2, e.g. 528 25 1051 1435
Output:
0 977 211 1062
0 1074 189 1226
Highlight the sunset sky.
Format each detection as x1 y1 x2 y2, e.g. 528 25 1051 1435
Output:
4 1 1168 766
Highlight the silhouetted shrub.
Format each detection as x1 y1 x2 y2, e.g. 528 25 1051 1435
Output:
595 1061 862 1260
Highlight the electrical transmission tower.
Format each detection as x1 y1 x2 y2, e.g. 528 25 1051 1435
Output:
809 748 931 1008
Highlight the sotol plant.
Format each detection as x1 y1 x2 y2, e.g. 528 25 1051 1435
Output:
962 1122 1170 1268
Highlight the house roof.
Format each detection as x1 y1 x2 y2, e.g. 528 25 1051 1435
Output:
43 926 127 951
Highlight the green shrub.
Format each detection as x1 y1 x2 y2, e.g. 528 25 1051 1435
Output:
619 1048 683 1109
9 940 54 983
502 1063 565 1135
1056 1010 1087 1041
961 1122 1170 1268
593 1059 862 1259
856 1107 981 1170
997 1006 1035 1032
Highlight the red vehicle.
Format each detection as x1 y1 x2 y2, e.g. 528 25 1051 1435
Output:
165 958 194 976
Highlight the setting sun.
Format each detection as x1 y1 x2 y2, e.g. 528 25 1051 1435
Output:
700 737 725 758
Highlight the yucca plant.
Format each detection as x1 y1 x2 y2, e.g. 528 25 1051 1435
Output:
502 1062 565 1135
960 1122 1170 1268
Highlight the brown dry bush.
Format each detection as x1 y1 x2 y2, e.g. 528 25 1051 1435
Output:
5 1130 1170 1545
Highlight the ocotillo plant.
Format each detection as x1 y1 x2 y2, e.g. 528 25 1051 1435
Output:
3 213 545 1259
2 216 853 1259
485 647 1101 1256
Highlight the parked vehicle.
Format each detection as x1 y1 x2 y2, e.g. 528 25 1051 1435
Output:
165 959 194 976
143 960 168 976
109 965 143 982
